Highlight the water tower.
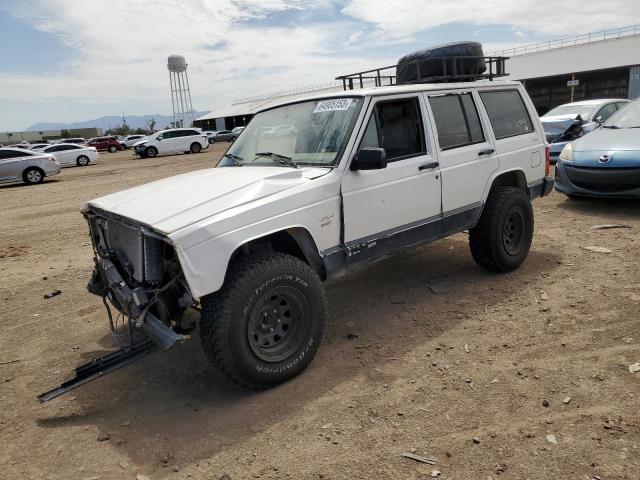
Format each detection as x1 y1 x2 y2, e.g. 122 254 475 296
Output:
167 55 194 127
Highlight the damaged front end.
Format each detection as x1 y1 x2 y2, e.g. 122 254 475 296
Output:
542 114 588 145
38 207 195 402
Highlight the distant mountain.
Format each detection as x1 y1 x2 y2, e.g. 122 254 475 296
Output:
25 111 210 132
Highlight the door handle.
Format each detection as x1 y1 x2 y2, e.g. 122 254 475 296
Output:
418 161 439 171
478 148 495 156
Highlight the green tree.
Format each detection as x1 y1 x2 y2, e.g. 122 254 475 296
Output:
146 118 156 132
60 129 70 138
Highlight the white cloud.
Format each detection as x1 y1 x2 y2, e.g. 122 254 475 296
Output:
341 0 640 38
1 0 639 129
0 0 386 128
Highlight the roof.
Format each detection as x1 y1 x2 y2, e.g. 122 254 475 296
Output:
196 79 524 123
259 80 522 110
561 98 629 106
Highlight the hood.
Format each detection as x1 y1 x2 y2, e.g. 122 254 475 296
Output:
572 127 640 152
87 166 329 234
540 115 582 137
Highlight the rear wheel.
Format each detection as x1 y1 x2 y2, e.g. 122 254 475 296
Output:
190 142 202 153
208 138 215 145
108 145 117 153
469 186 534 272
200 253 326 389
23 167 44 185
145 146 158 158
76 155 90 166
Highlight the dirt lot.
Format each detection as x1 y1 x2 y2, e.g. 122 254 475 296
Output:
1 146 639 480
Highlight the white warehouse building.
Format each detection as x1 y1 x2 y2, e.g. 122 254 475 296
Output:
195 25 640 130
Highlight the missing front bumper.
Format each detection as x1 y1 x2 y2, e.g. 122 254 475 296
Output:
37 258 187 403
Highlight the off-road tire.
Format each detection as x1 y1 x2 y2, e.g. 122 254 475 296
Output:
469 186 534 272
145 146 158 158
200 253 326 389
108 145 117 153
190 142 202 153
23 167 45 185
76 155 90 166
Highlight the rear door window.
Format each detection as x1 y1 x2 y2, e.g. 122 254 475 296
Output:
479 90 534 139
428 93 485 150
359 97 426 161
0 150 25 158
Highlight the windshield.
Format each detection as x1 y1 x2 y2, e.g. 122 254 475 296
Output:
221 97 361 167
603 100 640 128
543 104 597 119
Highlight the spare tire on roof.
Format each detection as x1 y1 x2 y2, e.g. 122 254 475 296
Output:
396 41 487 84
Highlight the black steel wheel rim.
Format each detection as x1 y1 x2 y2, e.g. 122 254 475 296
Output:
502 206 525 255
247 286 309 363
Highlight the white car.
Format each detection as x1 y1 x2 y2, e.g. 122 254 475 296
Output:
69 77 552 393
0 148 61 185
27 143 50 150
133 128 209 157
40 143 99 167
55 138 86 145
122 134 148 148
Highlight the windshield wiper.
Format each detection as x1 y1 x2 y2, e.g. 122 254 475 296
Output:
222 153 244 165
602 125 619 129
253 151 298 168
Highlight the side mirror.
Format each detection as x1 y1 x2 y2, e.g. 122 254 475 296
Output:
351 147 387 171
595 115 603 124
156 136 163 141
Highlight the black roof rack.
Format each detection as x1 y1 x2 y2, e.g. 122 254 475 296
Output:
336 55 509 91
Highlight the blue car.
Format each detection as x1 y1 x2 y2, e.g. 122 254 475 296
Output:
554 99 640 198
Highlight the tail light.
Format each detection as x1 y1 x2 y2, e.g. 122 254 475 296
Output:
544 146 550 177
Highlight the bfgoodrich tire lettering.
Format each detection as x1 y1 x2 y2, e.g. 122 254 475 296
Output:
469 186 534 272
200 253 326 389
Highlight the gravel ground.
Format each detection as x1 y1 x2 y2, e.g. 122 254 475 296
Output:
1 147 639 480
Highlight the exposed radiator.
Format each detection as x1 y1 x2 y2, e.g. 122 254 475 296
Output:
103 219 163 283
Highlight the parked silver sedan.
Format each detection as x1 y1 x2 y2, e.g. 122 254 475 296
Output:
0 148 61 185
541 98 630 161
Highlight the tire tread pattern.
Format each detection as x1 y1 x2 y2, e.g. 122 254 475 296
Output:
200 252 326 390
469 186 533 272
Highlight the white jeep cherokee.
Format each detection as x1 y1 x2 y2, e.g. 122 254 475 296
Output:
41 76 553 399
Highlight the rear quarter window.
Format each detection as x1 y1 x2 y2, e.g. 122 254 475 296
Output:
479 90 534 139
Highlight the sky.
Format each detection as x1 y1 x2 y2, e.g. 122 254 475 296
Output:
1 0 639 131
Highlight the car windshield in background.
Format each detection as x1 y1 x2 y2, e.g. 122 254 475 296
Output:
604 100 640 128
222 98 361 167
542 104 597 118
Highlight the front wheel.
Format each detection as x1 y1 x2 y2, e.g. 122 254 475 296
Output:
200 253 326 389
190 142 202 153
108 145 117 153
469 186 534 272
145 146 158 158
76 155 90 166
23 167 44 185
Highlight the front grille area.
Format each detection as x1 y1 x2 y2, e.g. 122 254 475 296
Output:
90 215 164 284
565 165 640 193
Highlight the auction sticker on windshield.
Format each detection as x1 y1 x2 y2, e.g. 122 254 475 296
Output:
313 98 353 113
